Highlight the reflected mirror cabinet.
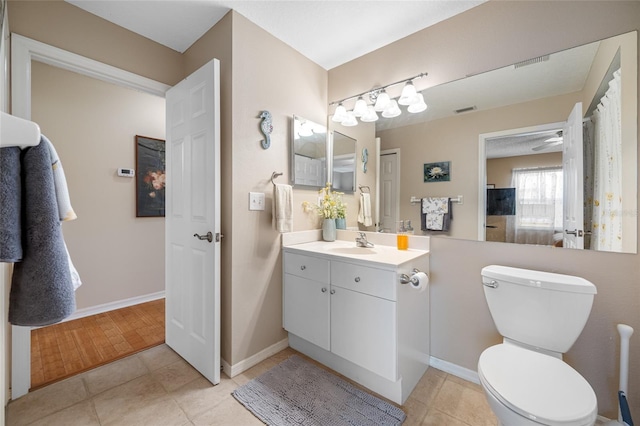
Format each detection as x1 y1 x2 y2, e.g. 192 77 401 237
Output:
291 115 357 193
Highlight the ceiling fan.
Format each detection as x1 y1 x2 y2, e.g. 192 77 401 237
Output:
532 131 563 151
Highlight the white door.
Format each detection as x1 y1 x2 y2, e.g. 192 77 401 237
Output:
165 59 220 384
563 102 584 249
379 150 400 232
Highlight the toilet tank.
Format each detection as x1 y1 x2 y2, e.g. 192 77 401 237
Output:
481 265 597 353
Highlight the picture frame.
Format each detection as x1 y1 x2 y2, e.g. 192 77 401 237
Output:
135 135 166 217
424 161 451 182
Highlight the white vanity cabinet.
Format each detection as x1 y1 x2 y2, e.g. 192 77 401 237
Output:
282 240 429 405
282 252 330 350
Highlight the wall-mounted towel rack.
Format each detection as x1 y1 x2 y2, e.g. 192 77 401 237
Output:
359 185 370 193
1 112 41 149
410 195 463 205
271 172 283 185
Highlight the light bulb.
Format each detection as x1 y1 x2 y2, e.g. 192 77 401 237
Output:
341 111 358 127
374 90 390 112
382 100 401 118
332 103 347 122
353 97 368 117
360 106 379 122
407 93 427 113
398 81 417 105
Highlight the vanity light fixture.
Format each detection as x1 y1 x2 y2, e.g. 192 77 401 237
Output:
329 72 428 127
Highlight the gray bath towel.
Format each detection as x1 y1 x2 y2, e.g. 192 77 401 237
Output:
9 140 75 326
0 147 23 262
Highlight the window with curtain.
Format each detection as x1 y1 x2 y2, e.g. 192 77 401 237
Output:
508 166 563 245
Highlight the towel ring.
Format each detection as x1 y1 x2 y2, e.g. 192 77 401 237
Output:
271 172 283 185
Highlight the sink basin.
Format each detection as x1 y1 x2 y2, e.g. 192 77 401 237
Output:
328 247 376 255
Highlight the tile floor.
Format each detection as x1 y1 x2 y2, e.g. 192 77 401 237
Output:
7 344 498 426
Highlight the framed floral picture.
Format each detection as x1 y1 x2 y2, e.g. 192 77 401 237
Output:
424 161 450 182
135 135 166 217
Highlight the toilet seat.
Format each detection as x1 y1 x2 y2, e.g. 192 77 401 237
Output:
478 344 597 426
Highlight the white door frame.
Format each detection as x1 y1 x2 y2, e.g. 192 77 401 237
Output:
10 34 169 399
379 148 400 232
478 121 565 242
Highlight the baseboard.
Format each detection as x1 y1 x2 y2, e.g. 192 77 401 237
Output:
429 356 480 385
223 338 289 378
56 291 165 325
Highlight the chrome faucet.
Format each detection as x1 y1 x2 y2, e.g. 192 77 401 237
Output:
356 232 374 248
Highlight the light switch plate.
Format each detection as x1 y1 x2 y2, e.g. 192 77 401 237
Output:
249 192 265 211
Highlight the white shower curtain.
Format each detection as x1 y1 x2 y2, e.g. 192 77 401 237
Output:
591 69 622 252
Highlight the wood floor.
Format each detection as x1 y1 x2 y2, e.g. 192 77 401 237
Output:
30 298 165 390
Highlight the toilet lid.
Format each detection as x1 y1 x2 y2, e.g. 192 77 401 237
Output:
478 344 597 425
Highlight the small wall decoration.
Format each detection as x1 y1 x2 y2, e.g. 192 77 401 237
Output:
259 110 273 149
424 161 450 182
362 147 368 173
136 135 166 217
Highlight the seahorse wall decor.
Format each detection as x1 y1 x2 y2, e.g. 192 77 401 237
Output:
258 111 273 149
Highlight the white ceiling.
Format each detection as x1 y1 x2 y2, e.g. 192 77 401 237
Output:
65 0 486 70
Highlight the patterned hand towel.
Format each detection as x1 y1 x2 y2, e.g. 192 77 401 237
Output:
421 197 452 232
0 147 23 262
9 141 75 326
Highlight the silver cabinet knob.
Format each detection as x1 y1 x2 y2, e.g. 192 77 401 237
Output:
354 277 361 283
300 265 306 270
330 289 336 294
321 287 327 293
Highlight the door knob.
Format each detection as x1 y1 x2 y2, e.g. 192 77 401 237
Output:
193 232 213 243
564 229 584 237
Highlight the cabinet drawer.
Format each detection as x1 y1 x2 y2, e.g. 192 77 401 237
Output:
331 261 396 301
284 251 330 284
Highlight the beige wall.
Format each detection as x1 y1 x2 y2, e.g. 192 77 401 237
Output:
31 61 166 309
184 11 328 365
7 0 183 86
330 1 640 418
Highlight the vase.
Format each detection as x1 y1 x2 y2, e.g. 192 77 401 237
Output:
322 218 336 241
335 218 346 230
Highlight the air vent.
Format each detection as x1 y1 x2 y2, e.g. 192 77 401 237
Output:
514 55 550 69
454 106 477 114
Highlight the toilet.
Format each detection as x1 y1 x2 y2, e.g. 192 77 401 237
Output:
478 265 598 426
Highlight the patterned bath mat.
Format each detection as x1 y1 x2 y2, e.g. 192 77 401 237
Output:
232 355 406 425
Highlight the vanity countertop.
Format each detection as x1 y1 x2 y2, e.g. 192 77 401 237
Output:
283 239 429 269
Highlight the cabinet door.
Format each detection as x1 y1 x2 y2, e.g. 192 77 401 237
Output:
283 274 330 350
331 286 397 381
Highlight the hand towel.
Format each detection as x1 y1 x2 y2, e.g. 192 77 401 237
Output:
42 135 77 221
9 141 75 326
358 193 373 227
273 183 293 233
421 197 452 232
0 147 23 262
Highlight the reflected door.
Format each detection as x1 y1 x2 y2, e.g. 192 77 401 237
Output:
563 102 584 249
380 151 399 232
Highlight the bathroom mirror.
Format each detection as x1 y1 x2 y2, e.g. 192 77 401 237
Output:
331 131 357 193
370 31 637 253
291 115 327 189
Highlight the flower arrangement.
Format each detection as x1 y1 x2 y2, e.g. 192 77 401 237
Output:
303 183 346 220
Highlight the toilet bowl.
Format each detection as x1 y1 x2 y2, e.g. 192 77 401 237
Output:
478 343 597 425
479 265 598 426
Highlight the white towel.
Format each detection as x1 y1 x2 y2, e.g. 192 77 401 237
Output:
273 183 293 233
43 135 77 222
358 193 373 227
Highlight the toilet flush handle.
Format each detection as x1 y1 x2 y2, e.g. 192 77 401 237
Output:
483 280 499 289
